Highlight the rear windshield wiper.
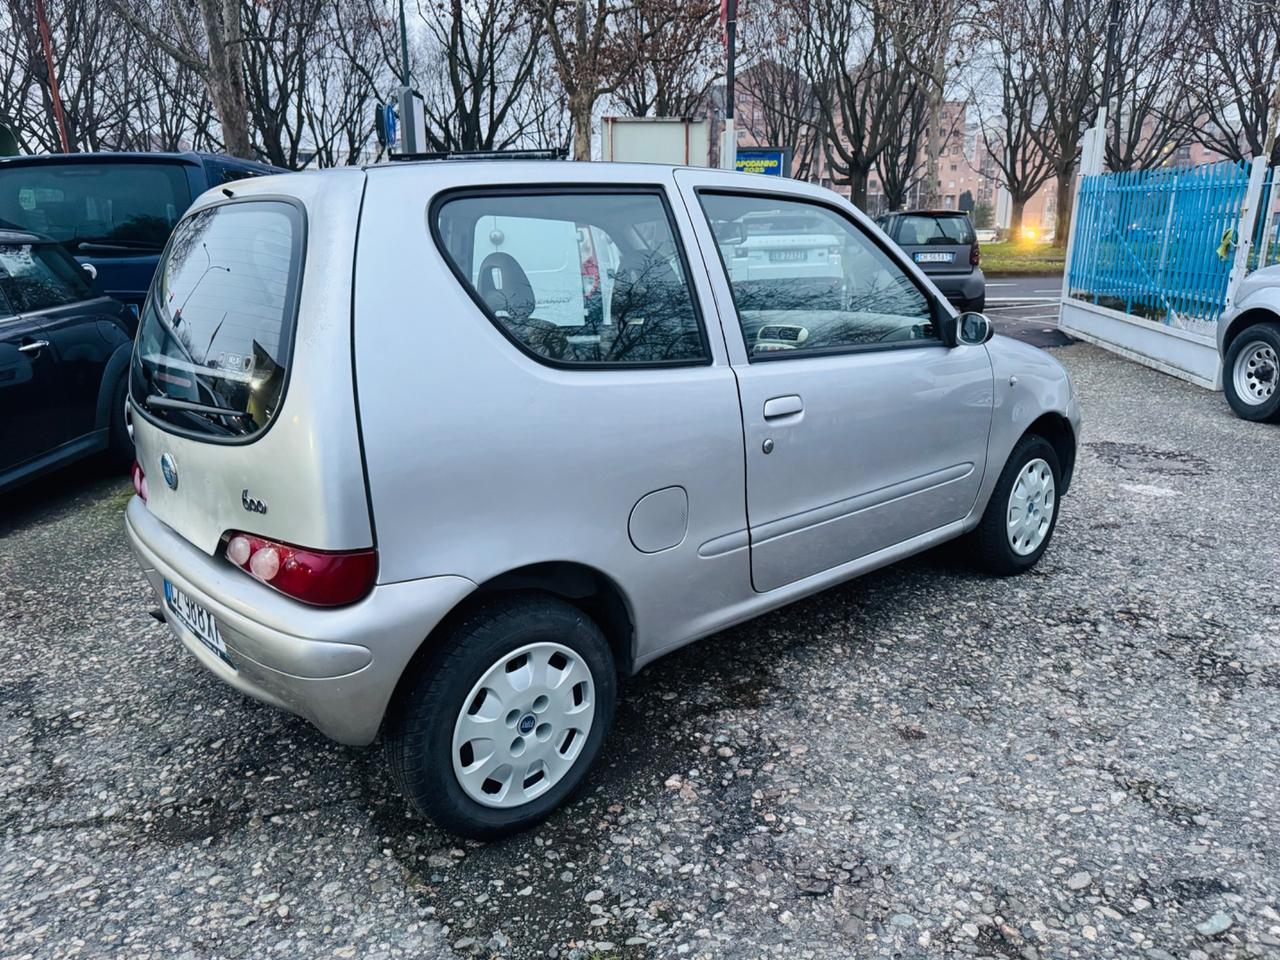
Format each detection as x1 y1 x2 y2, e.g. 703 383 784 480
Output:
144 394 252 420
78 240 164 252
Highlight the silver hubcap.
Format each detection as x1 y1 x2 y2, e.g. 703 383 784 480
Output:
1007 457 1055 556
1232 340 1278 406
451 642 595 809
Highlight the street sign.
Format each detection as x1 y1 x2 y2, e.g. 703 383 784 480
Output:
735 147 792 178
374 103 398 149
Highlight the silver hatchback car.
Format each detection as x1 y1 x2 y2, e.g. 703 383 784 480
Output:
125 161 1080 838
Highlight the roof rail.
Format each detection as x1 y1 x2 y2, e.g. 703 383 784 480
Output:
387 148 567 162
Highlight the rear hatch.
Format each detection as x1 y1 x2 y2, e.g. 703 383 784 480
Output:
128 170 374 580
891 212 976 276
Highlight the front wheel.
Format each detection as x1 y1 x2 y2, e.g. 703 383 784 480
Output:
1222 322 1280 422
385 594 616 839
968 434 1062 575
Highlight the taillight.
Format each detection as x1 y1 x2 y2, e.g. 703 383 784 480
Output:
131 460 148 502
970 243 981 267
581 253 600 298
222 532 377 607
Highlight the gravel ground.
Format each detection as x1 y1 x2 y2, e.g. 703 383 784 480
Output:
2 340 1279 960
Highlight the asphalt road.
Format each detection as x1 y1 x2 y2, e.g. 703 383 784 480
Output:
2 340 1279 960
985 275 1066 302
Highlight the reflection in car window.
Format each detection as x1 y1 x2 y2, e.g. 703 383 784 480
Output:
0 241 94 312
130 201 302 438
435 192 707 365
698 193 936 359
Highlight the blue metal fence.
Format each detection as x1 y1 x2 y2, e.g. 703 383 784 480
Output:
1067 161 1256 332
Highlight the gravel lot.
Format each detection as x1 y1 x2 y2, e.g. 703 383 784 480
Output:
2 339 1278 960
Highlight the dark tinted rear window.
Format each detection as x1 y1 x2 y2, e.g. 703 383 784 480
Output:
0 240 94 312
131 200 303 439
0 162 191 256
895 214 975 245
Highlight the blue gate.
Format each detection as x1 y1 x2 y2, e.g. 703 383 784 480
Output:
1067 161 1259 332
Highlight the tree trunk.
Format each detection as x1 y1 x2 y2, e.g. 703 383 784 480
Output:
1053 166 1074 249
570 91 593 161
1010 198 1025 239
849 166 870 210
197 0 253 159
922 89 943 208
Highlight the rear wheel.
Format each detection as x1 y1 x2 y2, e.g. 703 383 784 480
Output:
961 294 986 313
385 594 616 839
968 434 1061 575
1223 322 1280 422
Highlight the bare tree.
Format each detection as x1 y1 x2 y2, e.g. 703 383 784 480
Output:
1019 0 1107 247
736 0 820 180
415 0 547 151
968 0 1055 235
111 0 254 158
536 0 638 159
803 0 922 208
613 0 720 118
1103 0 1198 170
1184 0 1280 165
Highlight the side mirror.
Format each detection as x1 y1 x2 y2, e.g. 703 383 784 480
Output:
953 310 993 346
82 262 97 280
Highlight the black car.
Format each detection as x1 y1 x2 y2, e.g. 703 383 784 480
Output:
0 152 279 309
875 210 986 312
0 229 137 492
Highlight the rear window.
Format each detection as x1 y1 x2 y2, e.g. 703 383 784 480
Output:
130 200 303 440
0 240 94 312
895 214 975 245
0 162 191 256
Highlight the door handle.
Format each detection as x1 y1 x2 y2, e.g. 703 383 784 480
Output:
18 340 50 354
763 395 803 419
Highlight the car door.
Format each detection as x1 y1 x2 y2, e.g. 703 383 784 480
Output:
0 239 109 452
676 171 994 592
0 286 62 473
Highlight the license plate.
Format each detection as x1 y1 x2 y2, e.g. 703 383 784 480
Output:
163 580 232 667
769 249 808 262
914 251 955 264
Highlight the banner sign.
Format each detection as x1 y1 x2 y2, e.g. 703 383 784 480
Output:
735 147 792 178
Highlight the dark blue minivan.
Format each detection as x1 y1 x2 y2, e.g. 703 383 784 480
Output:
0 152 280 309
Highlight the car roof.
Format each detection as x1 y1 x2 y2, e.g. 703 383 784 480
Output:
0 151 279 172
0 228 49 244
888 209 971 218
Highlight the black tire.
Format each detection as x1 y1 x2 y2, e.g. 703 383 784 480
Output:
385 593 616 840
106 374 134 469
968 434 1061 576
1222 322 1280 423
962 294 986 313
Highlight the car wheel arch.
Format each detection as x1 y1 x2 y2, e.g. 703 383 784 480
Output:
1222 308 1280 358
1023 412 1076 495
382 562 637 735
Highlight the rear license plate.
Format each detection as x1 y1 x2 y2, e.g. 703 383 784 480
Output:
769 249 808 262
163 580 232 667
914 251 955 264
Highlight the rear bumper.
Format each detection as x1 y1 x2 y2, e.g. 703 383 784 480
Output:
929 269 985 304
124 497 474 745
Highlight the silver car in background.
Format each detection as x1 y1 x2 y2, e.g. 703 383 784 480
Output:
124 161 1080 838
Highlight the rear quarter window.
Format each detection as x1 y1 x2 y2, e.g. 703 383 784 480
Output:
433 190 709 366
130 199 304 440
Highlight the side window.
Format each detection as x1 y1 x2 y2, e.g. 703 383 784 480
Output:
0 242 92 313
435 191 708 365
698 192 937 359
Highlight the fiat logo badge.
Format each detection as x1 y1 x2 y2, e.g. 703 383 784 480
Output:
159 452 179 491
